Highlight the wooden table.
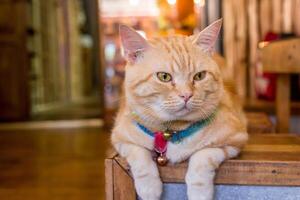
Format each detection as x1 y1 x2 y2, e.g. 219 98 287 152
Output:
105 134 300 200
260 38 300 132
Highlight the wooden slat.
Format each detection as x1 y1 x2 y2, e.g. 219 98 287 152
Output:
234 0 247 97
272 0 282 33
282 0 293 33
276 74 290 132
259 0 272 37
105 159 114 200
113 160 136 200
223 0 235 81
247 0 259 99
294 0 300 35
115 134 300 186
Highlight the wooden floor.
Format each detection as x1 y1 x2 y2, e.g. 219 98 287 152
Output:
0 127 111 200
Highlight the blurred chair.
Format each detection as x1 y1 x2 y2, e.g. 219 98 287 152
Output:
260 38 300 132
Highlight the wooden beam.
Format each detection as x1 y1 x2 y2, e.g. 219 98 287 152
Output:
260 39 300 74
282 0 293 33
294 0 300 35
247 0 259 99
276 74 290 132
105 159 114 200
114 134 300 186
272 0 282 33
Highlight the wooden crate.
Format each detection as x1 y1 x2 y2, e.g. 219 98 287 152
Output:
105 134 300 199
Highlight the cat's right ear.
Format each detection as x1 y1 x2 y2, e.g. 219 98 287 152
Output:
119 25 149 63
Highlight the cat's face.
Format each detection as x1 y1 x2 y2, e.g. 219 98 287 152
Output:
120 20 223 122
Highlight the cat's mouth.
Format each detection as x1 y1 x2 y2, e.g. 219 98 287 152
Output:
174 105 191 116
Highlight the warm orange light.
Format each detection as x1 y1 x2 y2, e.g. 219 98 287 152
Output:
258 41 270 48
167 0 176 5
194 0 205 7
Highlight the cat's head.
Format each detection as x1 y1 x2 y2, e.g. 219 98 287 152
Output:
120 20 224 123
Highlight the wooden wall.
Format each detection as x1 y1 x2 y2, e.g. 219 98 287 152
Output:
223 0 300 99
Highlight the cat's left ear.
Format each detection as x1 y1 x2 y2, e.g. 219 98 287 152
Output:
191 19 222 54
119 25 149 63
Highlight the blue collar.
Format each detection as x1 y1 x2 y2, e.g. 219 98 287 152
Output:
135 111 217 144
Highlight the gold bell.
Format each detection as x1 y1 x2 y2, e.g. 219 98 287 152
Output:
157 155 168 166
163 131 172 140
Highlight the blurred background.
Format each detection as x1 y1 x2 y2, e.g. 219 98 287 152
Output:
0 0 300 199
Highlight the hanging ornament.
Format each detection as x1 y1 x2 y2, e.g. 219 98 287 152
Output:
154 132 168 166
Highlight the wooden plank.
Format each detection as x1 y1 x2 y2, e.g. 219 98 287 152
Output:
272 0 282 33
113 160 136 200
105 159 114 200
247 0 259 99
234 0 247 97
282 0 293 33
294 0 300 36
259 0 272 37
222 0 235 81
276 74 290 132
215 160 300 186
115 134 300 186
260 39 300 73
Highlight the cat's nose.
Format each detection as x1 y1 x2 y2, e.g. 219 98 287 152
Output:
179 93 193 102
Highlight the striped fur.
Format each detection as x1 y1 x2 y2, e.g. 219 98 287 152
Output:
112 21 248 200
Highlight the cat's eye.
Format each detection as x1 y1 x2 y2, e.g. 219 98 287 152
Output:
157 72 172 82
193 71 207 81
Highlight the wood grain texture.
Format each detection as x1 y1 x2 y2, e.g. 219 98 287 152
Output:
115 134 300 186
105 159 114 200
260 39 300 73
113 160 136 200
0 127 111 200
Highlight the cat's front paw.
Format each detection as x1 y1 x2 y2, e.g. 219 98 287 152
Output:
135 176 162 200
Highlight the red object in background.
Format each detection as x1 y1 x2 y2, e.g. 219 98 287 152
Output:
256 32 280 101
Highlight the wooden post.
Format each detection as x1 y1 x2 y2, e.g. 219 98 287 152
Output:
105 159 114 200
247 0 259 99
276 74 290 132
282 0 293 33
113 160 136 200
294 0 300 36
272 0 282 33
260 0 272 37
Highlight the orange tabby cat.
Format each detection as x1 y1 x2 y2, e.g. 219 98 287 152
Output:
111 19 248 200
